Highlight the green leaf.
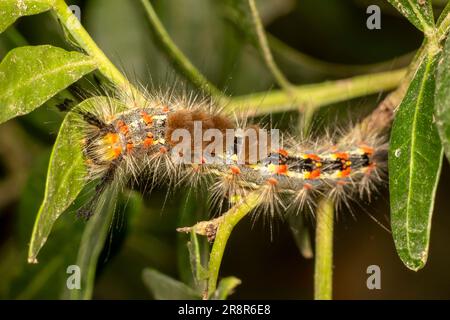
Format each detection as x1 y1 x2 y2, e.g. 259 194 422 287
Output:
387 0 435 33
28 97 127 264
0 0 55 33
27 106 87 264
288 212 313 259
142 268 201 300
187 230 208 284
435 32 450 163
69 184 119 300
213 276 241 300
176 191 210 288
436 0 450 26
0 45 97 124
11 151 85 299
389 53 443 271
63 190 142 300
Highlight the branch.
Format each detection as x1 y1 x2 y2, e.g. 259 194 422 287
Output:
314 198 334 300
178 192 260 299
247 0 294 96
226 68 407 116
140 0 224 98
52 0 142 99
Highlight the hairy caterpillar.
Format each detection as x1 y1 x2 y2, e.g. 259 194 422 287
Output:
71 85 387 223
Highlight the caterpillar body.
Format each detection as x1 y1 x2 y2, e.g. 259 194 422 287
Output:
75 89 387 220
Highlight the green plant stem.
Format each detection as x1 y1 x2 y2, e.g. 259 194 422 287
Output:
438 2 450 40
247 0 294 96
4 27 28 47
405 6 450 81
267 33 414 77
314 198 334 300
222 3 412 78
226 68 407 116
52 0 141 98
207 192 260 298
140 0 223 98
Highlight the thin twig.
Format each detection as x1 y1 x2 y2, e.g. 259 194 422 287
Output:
140 0 224 98
53 0 143 100
178 192 260 299
206 192 260 298
226 68 407 116
247 0 295 97
222 3 413 78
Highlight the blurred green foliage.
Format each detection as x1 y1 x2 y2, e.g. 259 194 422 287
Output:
1 0 450 300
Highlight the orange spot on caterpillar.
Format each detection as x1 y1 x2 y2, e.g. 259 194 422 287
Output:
162 105 170 113
267 177 278 186
333 152 349 160
141 111 153 125
143 137 154 147
275 164 288 175
304 169 321 180
120 126 129 134
105 132 119 144
126 143 134 153
159 147 168 154
278 149 289 157
303 183 313 190
304 154 321 161
230 165 241 175
116 120 129 134
113 146 122 158
338 167 352 178
360 145 374 155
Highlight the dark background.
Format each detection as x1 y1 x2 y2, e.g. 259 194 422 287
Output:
1 0 450 299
